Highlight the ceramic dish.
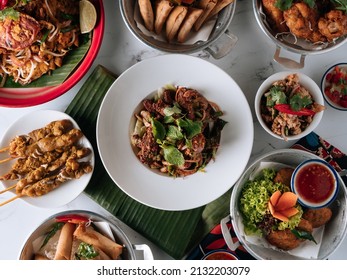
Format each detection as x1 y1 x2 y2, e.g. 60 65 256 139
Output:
0 0 104 108
320 63 347 111
255 71 324 141
97 54 253 211
0 110 94 208
229 149 347 260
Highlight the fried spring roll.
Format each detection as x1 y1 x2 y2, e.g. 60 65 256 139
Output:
73 223 123 260
208 0 234 19
54 222 76 260
166 5 188 42
154 0 175 34
177 7 203 43
194 0 217 31
139 0 154 31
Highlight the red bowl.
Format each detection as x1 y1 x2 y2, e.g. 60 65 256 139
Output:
0 0 104 108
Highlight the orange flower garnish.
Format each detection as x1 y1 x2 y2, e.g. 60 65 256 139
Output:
268 190 299 222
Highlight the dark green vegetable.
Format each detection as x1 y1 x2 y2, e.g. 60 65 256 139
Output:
75 242 99 259
291 229 317 244
40 222 64 249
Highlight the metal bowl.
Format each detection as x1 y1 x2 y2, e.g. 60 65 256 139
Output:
230 149 347 260
19 210 153 260
253 0 347 68
119 0 238 59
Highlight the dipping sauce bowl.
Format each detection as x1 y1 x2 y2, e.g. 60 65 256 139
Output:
202 250 238 260
291 159 339 209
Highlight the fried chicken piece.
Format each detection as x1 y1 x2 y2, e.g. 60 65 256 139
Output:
262 0 289 33
283 2 326 43
318 10 347 42
297 218 313 233
274 167 294 187
266 228 301 250
302 208 332 228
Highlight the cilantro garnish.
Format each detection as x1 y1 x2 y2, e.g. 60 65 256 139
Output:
289 95 312 111
266 86 287 107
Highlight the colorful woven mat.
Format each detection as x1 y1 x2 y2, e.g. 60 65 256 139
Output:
186 131 347 260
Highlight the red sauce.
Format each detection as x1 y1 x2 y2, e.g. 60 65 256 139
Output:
295 163 335 204
204 251 238 260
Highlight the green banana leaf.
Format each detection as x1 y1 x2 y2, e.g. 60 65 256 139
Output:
65 65 232 259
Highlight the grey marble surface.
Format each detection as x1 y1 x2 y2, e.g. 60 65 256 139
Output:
0 0 347 260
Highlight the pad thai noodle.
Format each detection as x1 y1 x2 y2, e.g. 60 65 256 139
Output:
0 0 82 86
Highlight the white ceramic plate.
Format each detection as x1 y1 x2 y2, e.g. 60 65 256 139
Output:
97 54 253 211
0 110 94 208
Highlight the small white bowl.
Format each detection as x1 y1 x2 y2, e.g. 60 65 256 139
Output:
291 159 339 209
320 63 347 111
255 71 325 141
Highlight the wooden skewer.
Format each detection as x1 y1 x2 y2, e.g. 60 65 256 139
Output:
0 195 22 207
0 184 16 194
0 146 9 153
0 157 13 164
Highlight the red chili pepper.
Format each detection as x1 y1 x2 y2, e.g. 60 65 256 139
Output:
274 104 316 116
55 214 90 223
0 0 8 10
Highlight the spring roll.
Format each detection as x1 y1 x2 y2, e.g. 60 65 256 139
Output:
154 0 175 34
194 0 217 31
34 254 50 260
73 223 123 260
54 222 76 260
139 0 154 31
166 5 188 42
177 7 203 43
208 0 234 19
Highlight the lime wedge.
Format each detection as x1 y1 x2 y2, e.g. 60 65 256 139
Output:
79 0 97 34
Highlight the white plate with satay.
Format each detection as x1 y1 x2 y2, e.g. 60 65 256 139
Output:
0 110 94 208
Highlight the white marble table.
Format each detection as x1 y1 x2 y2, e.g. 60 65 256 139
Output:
0 0 346 260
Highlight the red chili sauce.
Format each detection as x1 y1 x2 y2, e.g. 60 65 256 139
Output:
295 163 335 204
204 252 238 260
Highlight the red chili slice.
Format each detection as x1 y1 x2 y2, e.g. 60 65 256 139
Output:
55 214 90 223
274 104 316 116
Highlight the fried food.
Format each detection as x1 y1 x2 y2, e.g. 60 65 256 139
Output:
266 228 301 250
166 5 188 42
194 0 217 31
297 218 313 233
283 2 325 43
318 10 347 42
154 0 175 34
208 0 234 19
177 7 203 43
139 0 154 31
273 167 294 187
262 0 289 33
302 208 332 228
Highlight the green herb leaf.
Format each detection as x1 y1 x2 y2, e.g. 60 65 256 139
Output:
151 118 166 141
267 86 287 107
289 95 312 111
166 125 184 141
331 0 347 13
177 118 203 139
163 104 181 116
40 222 64 249
275 0 315 10
162 145 185 166
75 242 99 259
291 229 317 244
0 8 20 20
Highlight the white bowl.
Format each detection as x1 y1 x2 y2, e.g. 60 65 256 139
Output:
320 63 347 111
255 71 324 141
291 159 339 209
230 149 347 260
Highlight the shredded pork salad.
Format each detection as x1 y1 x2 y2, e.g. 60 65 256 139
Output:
0 0 82 86
131 85 227 177
260 74 325 139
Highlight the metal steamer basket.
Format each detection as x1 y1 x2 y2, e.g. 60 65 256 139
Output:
19 210 153 260
253 0 347 68
228 149 347 260
120 0 238 59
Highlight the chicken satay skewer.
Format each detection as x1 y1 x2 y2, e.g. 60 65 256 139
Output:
0 128 83 163
0 119 74 153
0 147 92 195
0 159 93 207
